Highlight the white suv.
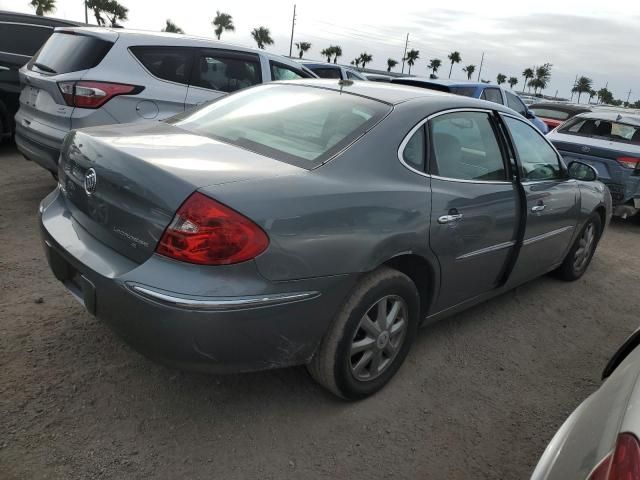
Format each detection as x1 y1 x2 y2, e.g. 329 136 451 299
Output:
15 27 315 174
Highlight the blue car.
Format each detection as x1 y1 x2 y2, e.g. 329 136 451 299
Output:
390 78 549 134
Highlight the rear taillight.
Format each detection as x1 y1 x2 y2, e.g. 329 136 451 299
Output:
58 81 141 109
588 433 640 480
156 192 269 265
617 157 640 170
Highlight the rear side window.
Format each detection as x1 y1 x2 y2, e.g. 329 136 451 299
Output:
270 61 308 80
481 88 503 105
310 67 341 79
505 91 527 116
402 126 426 171
192 51 261 92
130 46 192 85
430 111 506 181
0 23 52 57
170 84 391 167
29 32 112 74
558 118 640 144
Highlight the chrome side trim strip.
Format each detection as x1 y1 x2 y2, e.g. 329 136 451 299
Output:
128 285 320 311
523 226 574 246
456 241 516 260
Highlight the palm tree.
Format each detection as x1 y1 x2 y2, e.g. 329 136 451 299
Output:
351 58 361 69
30 0 55 15
212 11 234 40
522 68 534 93
295 42 311 59
572 76 593 103
251 27 274 50
320 47 334 63
447 51 461 78
508 77 518 89
86 0 127 26
358 53 373 69
496 73 507 85
428 58 442 76
405 49 419 74
387 58 398 72
462 65 475 80
528 78 544 95
534 63 553 94
162 19 183 33
597 87 612 105
332 46 342 64
588 89 597 104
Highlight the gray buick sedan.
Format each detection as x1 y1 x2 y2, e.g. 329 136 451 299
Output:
39 80 611 399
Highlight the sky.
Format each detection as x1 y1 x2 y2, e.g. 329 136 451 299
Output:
3 0 639 101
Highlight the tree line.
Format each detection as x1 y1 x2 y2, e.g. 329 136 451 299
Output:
28 1 638 107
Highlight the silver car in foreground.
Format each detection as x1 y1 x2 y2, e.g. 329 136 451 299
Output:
532 329 640 479
15 27 313 174
40 80 611 399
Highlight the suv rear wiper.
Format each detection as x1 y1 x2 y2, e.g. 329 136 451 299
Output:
33 62 57 74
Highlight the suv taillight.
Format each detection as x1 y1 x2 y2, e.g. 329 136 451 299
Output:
58 81 141 109
156 193 269 265
589 433 640 480
617 157 640 170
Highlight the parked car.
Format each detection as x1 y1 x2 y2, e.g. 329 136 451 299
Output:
547 112 640 218
15 27 314 175
39 80 611 399
390 78 549 133
0 10 81 141
529 102 592 130
298 60 367 81
532 328 640 479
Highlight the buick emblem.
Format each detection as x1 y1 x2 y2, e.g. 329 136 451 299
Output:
84 168 97 195
581 145 591 153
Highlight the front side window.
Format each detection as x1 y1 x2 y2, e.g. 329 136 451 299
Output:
169 84 391 167
429 111 506 181
504 116 563 181
130 46 192 85
505 91 527 116
481 88 503 105
270 62 307 80
192 52 261 92
402 126 426 171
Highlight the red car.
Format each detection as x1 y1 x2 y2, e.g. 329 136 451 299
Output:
529 103 591 130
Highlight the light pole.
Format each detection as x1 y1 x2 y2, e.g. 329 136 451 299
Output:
288 4 296 58
401 33 409 74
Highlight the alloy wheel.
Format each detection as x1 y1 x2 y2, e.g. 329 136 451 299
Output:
573 222 596 272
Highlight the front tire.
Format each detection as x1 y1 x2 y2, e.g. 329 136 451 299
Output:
554 213 602 281
307 267 420 400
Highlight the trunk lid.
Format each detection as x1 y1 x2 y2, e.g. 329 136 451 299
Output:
58 122 303 263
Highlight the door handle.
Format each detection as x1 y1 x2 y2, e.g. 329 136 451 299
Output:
438 213 464 224
531 204 546 213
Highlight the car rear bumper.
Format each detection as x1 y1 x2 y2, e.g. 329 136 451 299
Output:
39 188 355 373
15 121 64 173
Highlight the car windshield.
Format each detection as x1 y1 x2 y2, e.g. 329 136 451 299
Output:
558 117 640 144
169 84 391 167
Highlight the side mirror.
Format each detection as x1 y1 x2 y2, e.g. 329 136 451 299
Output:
568 160 598 181
525 109 535 119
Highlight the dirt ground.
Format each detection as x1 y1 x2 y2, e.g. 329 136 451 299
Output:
1 142 638 480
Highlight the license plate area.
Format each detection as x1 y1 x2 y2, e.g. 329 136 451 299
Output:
27 86 39 106
45 241 97 315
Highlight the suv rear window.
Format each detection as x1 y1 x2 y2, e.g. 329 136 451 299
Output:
559 118 640 144
169 84 391 167
130 46 192 85
29 32 112 74
0 23 53 57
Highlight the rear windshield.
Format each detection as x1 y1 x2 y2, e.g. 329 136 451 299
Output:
530 108 570 120
558 117 640 144
169 84 391 167
449 86 477 97
310 67 342 79
29 32 112 74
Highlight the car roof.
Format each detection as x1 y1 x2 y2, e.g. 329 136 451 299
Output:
530 103 591 112
276 79 516 111
56 27 300 65
576 111 640 126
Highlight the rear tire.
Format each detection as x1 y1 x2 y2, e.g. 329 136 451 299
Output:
554 213 602 281
307 267 420 400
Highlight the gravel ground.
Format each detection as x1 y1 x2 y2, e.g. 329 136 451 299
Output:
1 143 639 480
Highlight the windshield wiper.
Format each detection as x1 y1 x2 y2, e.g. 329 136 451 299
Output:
33 62 57 74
